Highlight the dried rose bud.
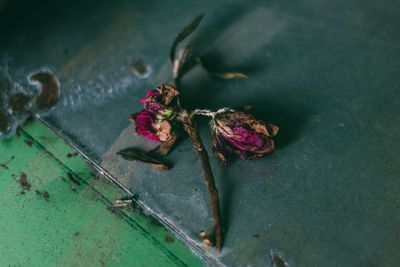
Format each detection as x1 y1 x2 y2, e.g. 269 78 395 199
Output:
130 110 174 142
211 108 279 164
141 84 180 118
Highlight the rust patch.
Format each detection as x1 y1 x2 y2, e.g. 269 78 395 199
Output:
0 110 11 133
252 234 259 239
67 172 81 186
35 190 50 201
18 172 31 193
29 71 60 110
130 59 150 78
67 152 78 158
164 235 174 243
0 155 14 170
74 232 80 237
24 140 34 147
107 206 124 218
9 93 31 113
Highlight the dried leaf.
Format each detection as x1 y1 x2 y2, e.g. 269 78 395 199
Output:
169 12 205 64
178 43 191 70
117 148 169 170
196 58 247 80
173 43 192 79
150 134 179 156
210 72 248 80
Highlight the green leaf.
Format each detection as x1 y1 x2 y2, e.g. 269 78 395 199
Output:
196 57 248 80
117 148 169 170
169 12 205 64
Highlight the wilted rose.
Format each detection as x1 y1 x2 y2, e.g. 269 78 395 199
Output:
211 108 278 164
141 84 180 118
130 110 174 142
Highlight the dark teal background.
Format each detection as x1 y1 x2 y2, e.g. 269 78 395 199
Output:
1 0 400 266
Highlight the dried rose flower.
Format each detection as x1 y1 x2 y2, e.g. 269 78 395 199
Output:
141 83 180 118
130 110 174 142
211 108 279 164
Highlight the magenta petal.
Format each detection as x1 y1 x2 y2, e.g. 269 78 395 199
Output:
141 90 166 114
213 109 277 160
132 110 161 141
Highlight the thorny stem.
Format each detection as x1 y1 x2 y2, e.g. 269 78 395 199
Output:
179 110 223 251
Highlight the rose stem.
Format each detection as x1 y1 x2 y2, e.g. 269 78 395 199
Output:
181 112 222 251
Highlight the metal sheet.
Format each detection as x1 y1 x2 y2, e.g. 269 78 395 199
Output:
1 0 400 265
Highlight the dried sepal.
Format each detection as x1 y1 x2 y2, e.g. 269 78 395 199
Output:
247 119 279 138
150 134 179 156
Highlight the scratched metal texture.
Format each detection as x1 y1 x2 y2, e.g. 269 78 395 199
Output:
0 121 203 266
1 0 400 266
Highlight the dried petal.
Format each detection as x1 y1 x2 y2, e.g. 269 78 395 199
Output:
141 84 180 117
158 84 180 105
130 110 161 141
249 119 279 137
141 90 166 114
212 109 278 163
156 120 172 142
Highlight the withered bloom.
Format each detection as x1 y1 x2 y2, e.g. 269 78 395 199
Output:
211 108 279 164
130 110 174 142
141 83 180 118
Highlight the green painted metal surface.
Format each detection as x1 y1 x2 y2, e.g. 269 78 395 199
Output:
0 120 203 266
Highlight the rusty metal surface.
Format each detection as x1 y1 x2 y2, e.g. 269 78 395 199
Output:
1 0 400 266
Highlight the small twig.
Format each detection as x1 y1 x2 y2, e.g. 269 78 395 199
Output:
113 199 133 208
179 110 223 251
